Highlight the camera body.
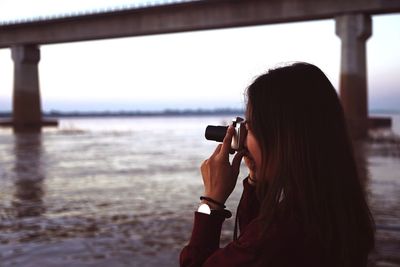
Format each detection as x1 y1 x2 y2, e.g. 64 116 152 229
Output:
205 117 247 151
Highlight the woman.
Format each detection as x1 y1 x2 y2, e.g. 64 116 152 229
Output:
180 63 375 267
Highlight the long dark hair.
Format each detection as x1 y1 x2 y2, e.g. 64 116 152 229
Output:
246 63 374 266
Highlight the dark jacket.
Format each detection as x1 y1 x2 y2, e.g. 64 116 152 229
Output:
180 178 323 267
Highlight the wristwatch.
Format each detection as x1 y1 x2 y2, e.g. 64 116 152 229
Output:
197 203 211 215
197 203 232 218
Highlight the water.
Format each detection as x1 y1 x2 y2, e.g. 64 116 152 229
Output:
0 115 399 266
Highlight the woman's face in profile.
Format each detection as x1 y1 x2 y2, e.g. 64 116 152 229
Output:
245 122 262 178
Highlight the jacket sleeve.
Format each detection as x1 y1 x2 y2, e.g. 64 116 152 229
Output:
179 212 260 267
179 211 226 267
180 177 260 267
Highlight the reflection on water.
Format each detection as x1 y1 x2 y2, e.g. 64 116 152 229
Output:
12 133 46 218
353 140 369 188
352 137 400 266
0 116 399 267
365 130 400 266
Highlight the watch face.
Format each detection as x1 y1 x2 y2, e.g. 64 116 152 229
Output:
197 203 211 215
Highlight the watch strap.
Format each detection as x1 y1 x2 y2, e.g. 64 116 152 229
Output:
197 203 232 218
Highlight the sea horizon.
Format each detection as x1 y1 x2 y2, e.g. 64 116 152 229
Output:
0 107 399 118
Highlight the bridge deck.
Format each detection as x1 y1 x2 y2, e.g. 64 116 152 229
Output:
1 0 400 48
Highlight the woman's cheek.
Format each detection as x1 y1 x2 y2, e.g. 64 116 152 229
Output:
248 135 262 173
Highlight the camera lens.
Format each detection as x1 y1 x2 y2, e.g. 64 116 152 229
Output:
205 125 228 142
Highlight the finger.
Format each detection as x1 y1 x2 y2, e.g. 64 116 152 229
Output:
232 150 245 176
200 159 209 178
221 126 234 157
200 159 207 171
210 144 222 158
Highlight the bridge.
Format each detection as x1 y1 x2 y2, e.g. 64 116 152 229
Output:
1 0 399 137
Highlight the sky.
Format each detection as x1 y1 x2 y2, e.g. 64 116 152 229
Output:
0 1 399 112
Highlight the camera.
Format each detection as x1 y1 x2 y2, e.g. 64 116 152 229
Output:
205 117 247 151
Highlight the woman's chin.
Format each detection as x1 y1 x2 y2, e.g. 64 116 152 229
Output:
245 156 256 169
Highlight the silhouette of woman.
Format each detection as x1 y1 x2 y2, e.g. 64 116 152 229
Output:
180 62 375 267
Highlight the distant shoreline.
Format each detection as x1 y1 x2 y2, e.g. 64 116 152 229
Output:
0 108 398 118
0 108 246 118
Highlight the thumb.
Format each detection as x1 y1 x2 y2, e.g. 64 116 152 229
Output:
231 150 245 176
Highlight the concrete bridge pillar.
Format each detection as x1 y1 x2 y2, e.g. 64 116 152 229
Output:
336 14 372 139
11 45 42 132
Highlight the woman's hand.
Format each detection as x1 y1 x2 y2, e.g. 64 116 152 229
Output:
200 126 245 206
